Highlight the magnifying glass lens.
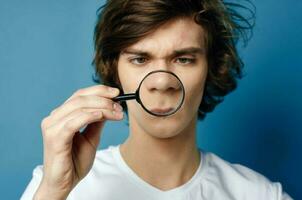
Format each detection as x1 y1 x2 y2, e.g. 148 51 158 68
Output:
112 70 185 117
139 71 184 116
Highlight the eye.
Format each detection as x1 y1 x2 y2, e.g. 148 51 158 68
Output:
129 57 148 65
176 57 196 65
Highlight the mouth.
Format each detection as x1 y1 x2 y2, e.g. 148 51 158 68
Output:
149 107 174 114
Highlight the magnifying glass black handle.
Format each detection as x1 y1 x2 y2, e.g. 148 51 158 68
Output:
112 93 136 102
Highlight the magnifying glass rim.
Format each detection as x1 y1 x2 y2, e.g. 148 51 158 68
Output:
112 70 185 117
137 70 185 117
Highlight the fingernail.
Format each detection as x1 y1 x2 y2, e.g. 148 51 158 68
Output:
113 110 123 117
113 103 123 112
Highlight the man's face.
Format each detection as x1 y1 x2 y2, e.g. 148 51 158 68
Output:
117 17 208 138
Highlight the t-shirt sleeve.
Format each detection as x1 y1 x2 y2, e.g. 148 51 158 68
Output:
271 182 294 200
226 161 294 200
20 165 43 200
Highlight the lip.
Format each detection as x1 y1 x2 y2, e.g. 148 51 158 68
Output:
150 108 174 114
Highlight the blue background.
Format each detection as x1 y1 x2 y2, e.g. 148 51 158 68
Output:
0 0 301 199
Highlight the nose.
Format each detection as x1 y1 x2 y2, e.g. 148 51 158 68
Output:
143 71 180 93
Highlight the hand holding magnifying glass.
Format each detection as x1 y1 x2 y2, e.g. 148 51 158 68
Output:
112 70 185 117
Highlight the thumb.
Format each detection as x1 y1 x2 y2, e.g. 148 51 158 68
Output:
82 121 106 150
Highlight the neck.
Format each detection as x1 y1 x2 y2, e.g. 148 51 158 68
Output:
120 115 200 191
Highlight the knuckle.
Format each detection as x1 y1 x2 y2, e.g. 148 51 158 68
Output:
75 88 85 95
69 96 84 106
50 107 58 115
41 117 50 129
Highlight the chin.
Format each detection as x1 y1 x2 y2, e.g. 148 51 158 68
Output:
144 119 182 139
133 107 194 139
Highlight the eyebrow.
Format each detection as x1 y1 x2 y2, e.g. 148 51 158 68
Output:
121 47 205 58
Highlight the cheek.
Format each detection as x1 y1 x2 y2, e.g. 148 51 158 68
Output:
117 60 146 115
126 100 140 115
183 71 207 113
187 83 204 109
117 61 139 94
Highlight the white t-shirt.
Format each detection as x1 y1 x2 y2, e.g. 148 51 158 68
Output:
21 145 293 200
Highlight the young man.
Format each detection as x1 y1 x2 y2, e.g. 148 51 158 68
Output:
21 0 293 199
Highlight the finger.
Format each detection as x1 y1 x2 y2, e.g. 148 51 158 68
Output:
64 85 120 104
81 121 105 150
60 109 123 141
46 108 123 142
49 96 123 126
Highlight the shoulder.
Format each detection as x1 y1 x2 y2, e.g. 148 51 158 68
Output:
203 151 268 183
200 150 292 200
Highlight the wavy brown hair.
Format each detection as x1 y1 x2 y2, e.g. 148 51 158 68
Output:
92 0 255 120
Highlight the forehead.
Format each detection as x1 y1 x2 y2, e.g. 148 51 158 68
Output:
125 17 206 53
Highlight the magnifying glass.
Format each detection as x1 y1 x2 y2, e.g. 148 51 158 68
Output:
112 70 185 117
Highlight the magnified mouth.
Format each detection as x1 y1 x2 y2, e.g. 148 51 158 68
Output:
150 107 174 114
